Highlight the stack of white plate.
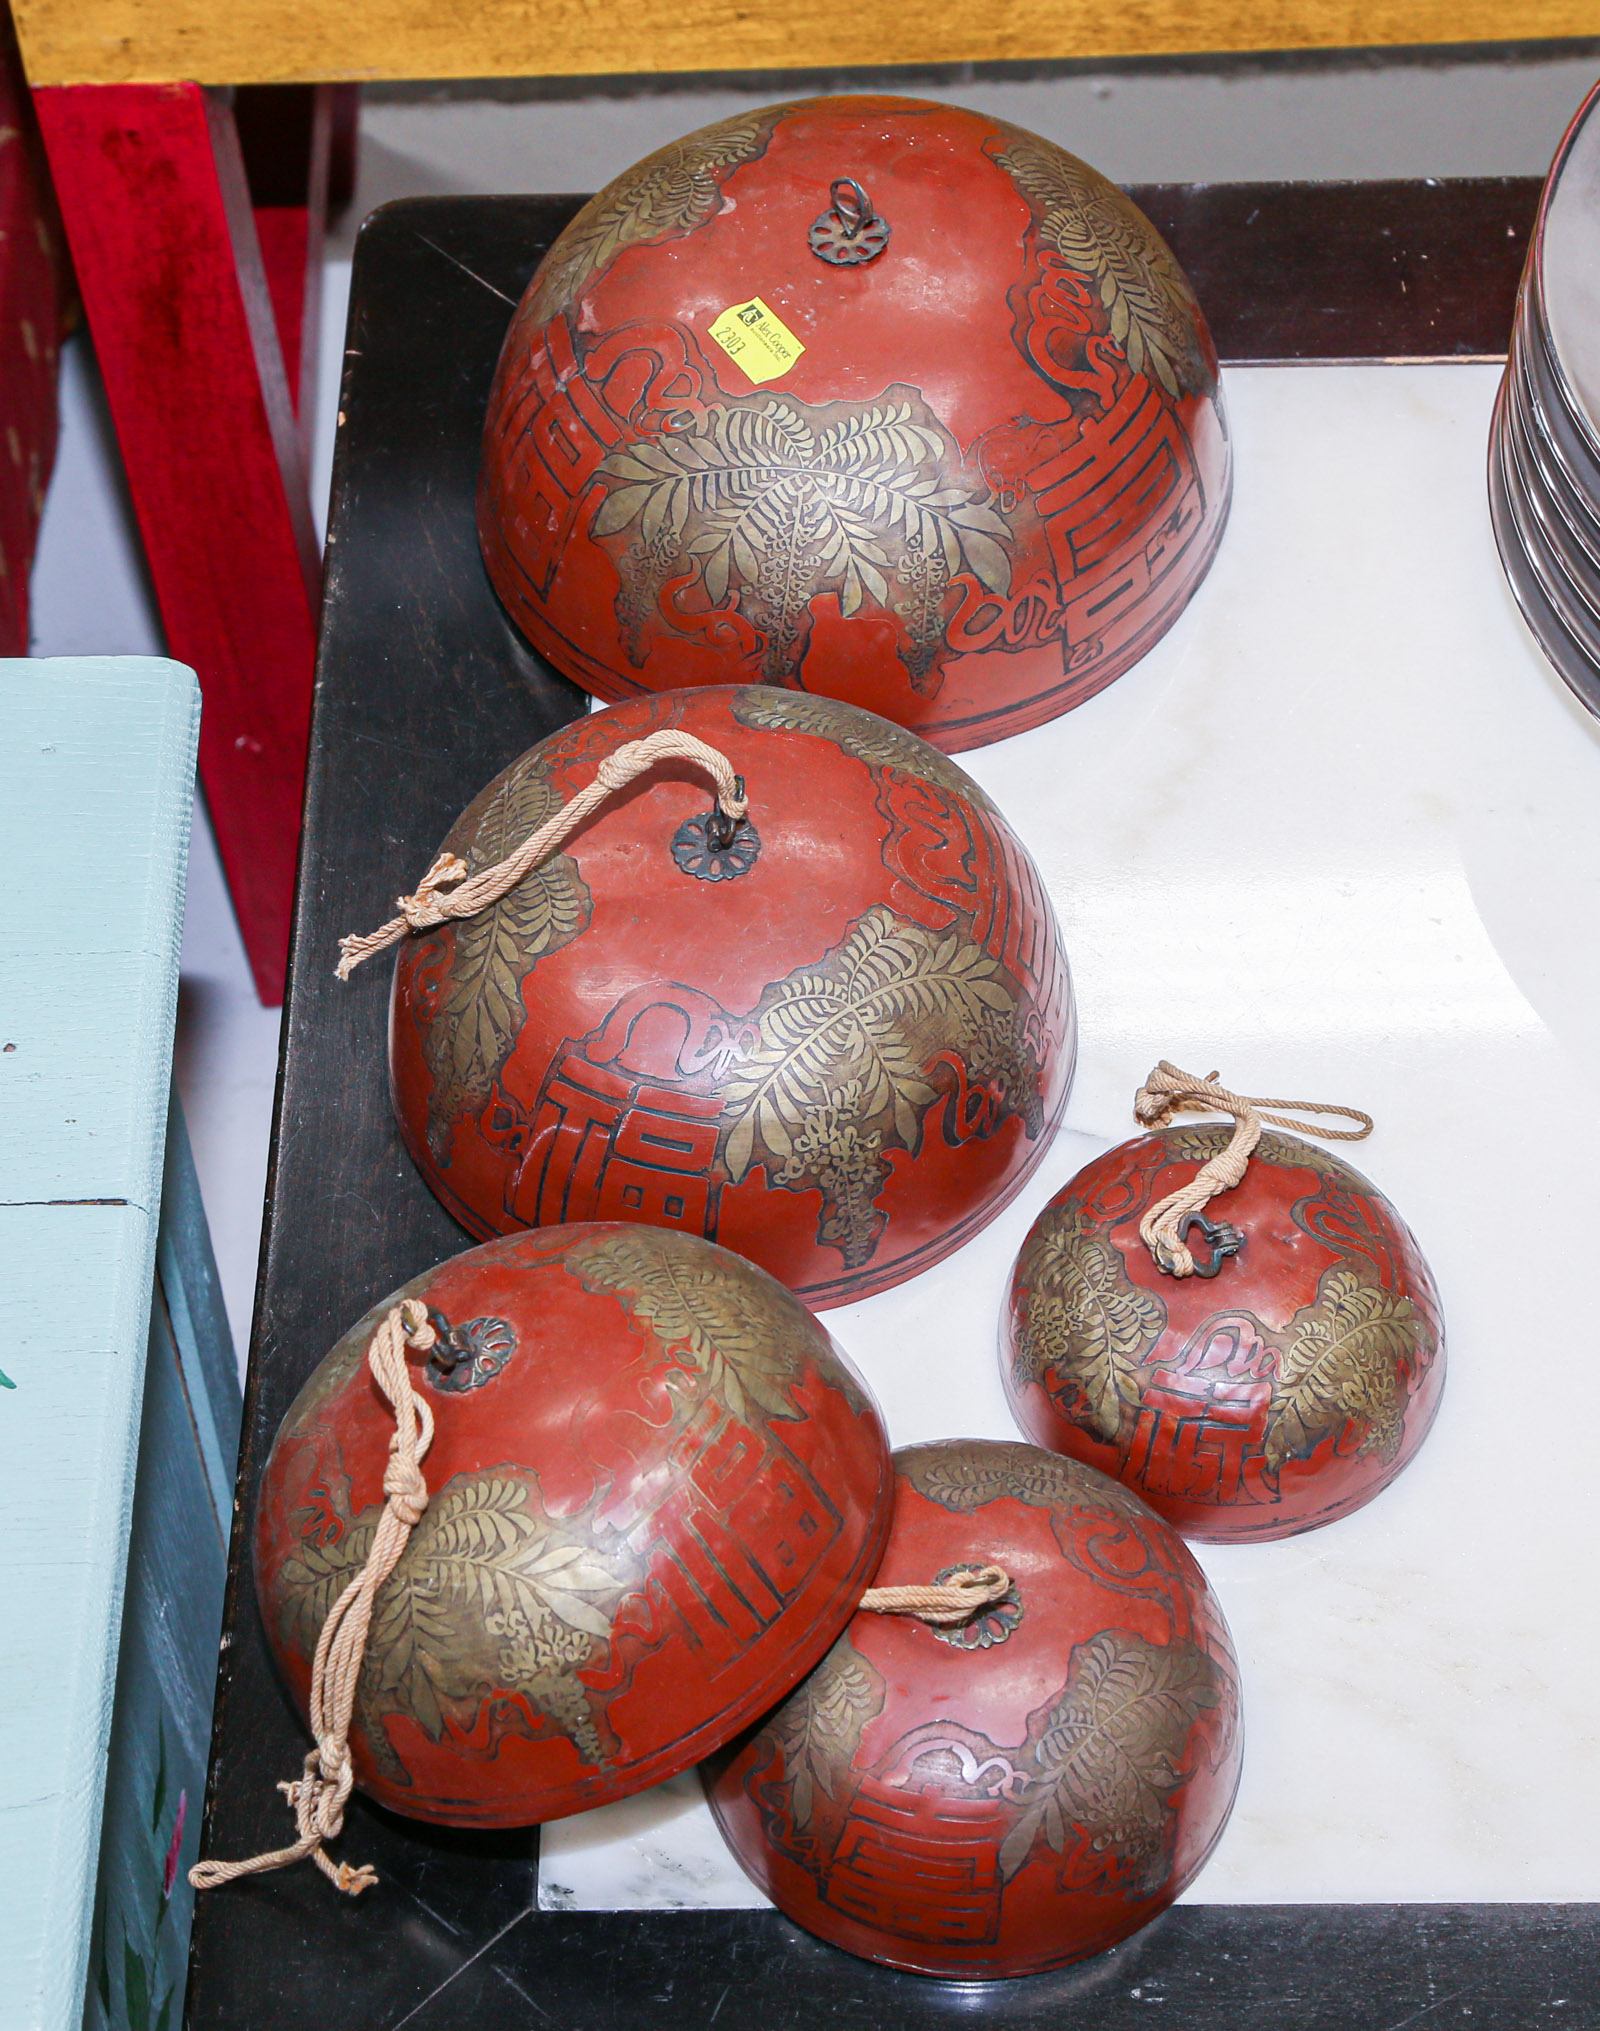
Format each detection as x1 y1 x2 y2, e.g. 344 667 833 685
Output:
1490 78 1600 717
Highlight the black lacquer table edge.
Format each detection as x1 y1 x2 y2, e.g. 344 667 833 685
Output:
188 179 1600 2031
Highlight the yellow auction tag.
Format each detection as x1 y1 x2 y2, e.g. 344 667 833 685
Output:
707 296 806 385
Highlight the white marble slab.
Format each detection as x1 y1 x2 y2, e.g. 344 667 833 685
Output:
540 360 1600 1911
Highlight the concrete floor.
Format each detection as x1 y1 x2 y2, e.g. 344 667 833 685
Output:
27 49 1599 1364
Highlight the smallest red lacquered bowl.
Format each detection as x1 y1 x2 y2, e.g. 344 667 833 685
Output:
1002 1126 1446 1543
705 1438 1241 1979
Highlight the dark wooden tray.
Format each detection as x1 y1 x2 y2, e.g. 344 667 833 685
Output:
188 183 1600 2031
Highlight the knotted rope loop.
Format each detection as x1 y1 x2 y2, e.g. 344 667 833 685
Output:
189 1300 439 1897
335 730 750 979
860 1564 1012 1627
1134 1060 1373 1278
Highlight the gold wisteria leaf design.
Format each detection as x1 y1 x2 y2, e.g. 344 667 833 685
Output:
422 752 592 1160
1253 1128 1378 1199
718 906 1041 1269
730 686 991 810
275 1471 623 1787
993 130 1209 402
1264 1266 1420 1472
1157 1124 1355 1190
899 1441 1105 1518
521 108 781 326
998 1630 1222 1889
565 1227 814 1427
591 392 1013 690
1015 1212 1166 1440
767 1634 885 1833
276 1507 373 1642
1155 1123 1232 1167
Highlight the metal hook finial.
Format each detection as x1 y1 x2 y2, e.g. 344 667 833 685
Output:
810 179 891 266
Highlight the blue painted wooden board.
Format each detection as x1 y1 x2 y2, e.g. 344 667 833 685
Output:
0 659 200 2031
84 1099 240 2031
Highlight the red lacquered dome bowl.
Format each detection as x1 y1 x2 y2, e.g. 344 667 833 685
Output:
706 1438 1241 1978
479 94 1229 750
1002 1127 1446 1542
254 1224 893 1826
388 685 1074 1307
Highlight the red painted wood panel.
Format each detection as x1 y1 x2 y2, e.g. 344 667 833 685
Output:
0 8 66 654
34 80 319 1003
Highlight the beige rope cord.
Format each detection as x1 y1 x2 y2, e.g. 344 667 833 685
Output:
1133 1060 1373 1279
859 1565 1012 1625
189 1299 439 1897
335 729 749 979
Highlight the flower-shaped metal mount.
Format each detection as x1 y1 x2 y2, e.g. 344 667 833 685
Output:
425 1311 517 1392
930 1564 1024 1650
672 809 761 882
809 178 891 266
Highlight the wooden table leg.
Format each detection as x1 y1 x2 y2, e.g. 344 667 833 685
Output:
33 81 321 1004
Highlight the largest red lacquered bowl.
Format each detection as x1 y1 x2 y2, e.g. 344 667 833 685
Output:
706 1439 1241 1978
478 94 1229 750
253 1224 893 1826
388 685 1075 1307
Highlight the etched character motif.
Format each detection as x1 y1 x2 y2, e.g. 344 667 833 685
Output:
957 384 1207 688
492 985 742 1241
416 752 591 1162
1127 1320 1279 1507
275 1470 624 1788
520 110 782 327
603 1396 845 1681
822 1728 1022 1945
562 1229 861 1678
589 390 1013 690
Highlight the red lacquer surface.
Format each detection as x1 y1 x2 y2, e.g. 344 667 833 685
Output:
1002 1128 1446 1543
387 685 1075 1307
479 95 1229 752
706 1439 1240 1978
254 1224 893 1827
